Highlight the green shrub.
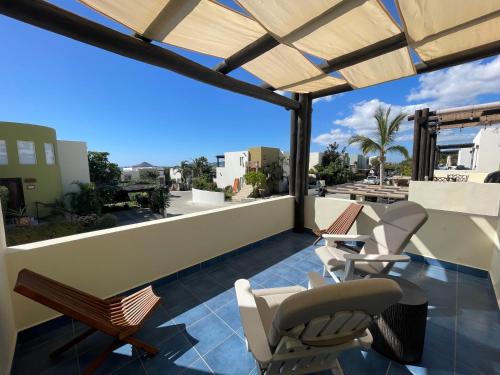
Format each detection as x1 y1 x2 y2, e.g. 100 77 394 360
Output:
66 182 103 215
93 214 117 230
192 177 219 192
244 171 267 196
76 214 99 230
224 185 234 200
0 186 9 219
134 193 150 208
150 186 170 214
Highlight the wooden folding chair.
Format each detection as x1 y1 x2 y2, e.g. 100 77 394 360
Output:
14 269 161 375
312 203 363 245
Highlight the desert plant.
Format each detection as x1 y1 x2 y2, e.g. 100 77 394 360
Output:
349 106 409 185
192 176 219 191
134 193 150 208
150 186 170 215
224 185 234 200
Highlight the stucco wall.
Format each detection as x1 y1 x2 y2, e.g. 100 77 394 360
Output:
57 140 90 194
0 207 17 375
215 151 247 189
191 188 225 205
0 122 63 217
5 196 294 331
305 183 499 272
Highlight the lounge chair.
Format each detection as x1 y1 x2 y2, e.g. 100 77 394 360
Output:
312 203 363 246
315 201 428 282
14 269 161 375
235 272 403 375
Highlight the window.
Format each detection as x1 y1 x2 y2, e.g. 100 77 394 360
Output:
17 141 36 165
44 143 55 165
0 140 7 165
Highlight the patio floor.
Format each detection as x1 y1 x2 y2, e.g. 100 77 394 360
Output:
12 232 499 375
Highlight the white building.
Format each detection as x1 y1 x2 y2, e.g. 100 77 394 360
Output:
458 127 500 172
121 162 165 184
214 151 248 189
57 140 91 194
308 152 323 171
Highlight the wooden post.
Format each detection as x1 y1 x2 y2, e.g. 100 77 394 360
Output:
424 126 432 179
417 108 429 180
289 93 299 196
303 95 313 195
429 131 437 181
411 110 422 181
294 94 309 232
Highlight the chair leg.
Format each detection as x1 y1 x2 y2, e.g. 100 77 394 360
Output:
50 327 96 358
123 336 159 356
313 237 322 246
330 358 345 375
82 339 122 375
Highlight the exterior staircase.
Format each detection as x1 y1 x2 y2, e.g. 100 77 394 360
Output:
232 184 254 202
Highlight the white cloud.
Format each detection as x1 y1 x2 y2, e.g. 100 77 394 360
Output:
313 128 352 146
407 56 500 108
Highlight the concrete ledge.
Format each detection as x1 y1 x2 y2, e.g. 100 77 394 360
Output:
191 188 225 205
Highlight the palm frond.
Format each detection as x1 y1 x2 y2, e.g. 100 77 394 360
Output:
349 135 381 154
386 145 410 159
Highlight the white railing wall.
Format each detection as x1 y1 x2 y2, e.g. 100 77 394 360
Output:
5 196 294 332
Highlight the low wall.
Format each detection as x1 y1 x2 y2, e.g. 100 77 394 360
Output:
433 170 489 183
305 181 500 272
191 188 225 205
5 196 294 331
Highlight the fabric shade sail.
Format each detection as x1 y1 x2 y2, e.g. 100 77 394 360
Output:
396 0 500 62
75 0 500 95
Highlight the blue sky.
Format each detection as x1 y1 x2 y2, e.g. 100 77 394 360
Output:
1 0 499 166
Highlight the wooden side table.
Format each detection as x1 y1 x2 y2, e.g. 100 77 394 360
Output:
368 274 428 364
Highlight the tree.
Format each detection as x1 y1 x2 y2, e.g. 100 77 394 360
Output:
244 171 267 196
311 142 352 185
88 151 121 185
66 182 103 215
176 160 193 187
139 169 159 183
192 157 213 179
163 167 172 187
262 161 283 194
349 106 409 185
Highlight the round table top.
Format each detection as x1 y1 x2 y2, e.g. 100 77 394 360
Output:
368 274 427 306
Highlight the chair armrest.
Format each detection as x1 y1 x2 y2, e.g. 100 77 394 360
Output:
307 272 327 289
343 254 411 262
234 279 273 365
342 254 410 281
322 234 370 242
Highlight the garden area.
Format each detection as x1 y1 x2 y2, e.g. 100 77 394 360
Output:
2 151 170 246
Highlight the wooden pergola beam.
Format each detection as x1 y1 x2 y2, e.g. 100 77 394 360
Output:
0 0 299 110
319 33 408 74
213 34 279 74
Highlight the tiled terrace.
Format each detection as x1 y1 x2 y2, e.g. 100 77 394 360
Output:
12 232 499 375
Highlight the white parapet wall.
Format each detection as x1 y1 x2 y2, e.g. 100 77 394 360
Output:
5 196 294 331
305 181 500 274
191 188 225 205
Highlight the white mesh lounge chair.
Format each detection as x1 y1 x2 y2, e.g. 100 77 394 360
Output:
316 201 428 282
235 272 403 375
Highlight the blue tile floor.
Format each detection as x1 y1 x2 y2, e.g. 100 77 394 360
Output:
12 232 500 374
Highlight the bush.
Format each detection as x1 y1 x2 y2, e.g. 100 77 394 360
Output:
134 193 150 208
0 186 9 219
78 213 117 232
150 186 170 214
192 177 219 192
244 171 267 196
224 185 234 200
66 182 103 215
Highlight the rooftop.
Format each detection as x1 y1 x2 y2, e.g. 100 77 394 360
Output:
11 231 499 375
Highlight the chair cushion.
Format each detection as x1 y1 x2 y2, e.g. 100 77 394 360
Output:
253 285 306 345
315 246 380 275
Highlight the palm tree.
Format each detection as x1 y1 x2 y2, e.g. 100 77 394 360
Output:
349 106 409 185
175 160 193 187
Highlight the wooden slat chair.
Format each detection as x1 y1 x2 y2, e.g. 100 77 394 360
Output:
14 269 161 375
312 203 363 245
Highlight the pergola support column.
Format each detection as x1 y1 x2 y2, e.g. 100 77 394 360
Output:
417 108 430 181
289 94 299 196
411 110 422 181
293 94 312 232
429 131 437 181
